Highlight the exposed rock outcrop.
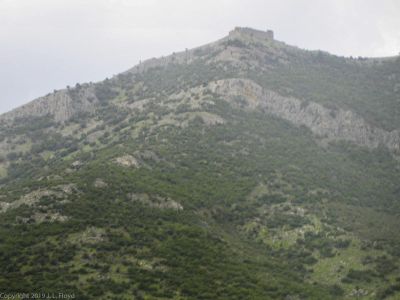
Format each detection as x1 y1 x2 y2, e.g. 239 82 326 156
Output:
93 178 108 188
0 184 76 213
114 155 140 168
208 79 400 152
0 84 98 123
129 193 183 211
16 212 68 224
68 227 106 245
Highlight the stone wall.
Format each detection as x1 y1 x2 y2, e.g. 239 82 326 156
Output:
228 27 274 41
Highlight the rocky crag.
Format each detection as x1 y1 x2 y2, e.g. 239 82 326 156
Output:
208 79 400 151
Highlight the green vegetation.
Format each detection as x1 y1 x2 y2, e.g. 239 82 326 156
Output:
0 29 399 299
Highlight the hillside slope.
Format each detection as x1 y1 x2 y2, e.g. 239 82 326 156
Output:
0 27 399 299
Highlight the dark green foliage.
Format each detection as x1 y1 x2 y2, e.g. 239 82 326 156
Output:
341 269 376 284
95 79 119 104
0 33 400 299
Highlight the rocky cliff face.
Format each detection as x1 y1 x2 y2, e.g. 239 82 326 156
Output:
208 79 400 152
0 84 98 123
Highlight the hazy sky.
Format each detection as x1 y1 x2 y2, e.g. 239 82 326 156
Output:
1 0 399 114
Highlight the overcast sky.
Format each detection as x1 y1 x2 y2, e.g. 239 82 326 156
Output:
1 0 399 114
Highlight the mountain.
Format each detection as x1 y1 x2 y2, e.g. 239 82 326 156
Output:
0 27 399 299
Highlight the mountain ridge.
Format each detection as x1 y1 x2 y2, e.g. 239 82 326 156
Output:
0 27 400 299
2 27 399 152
